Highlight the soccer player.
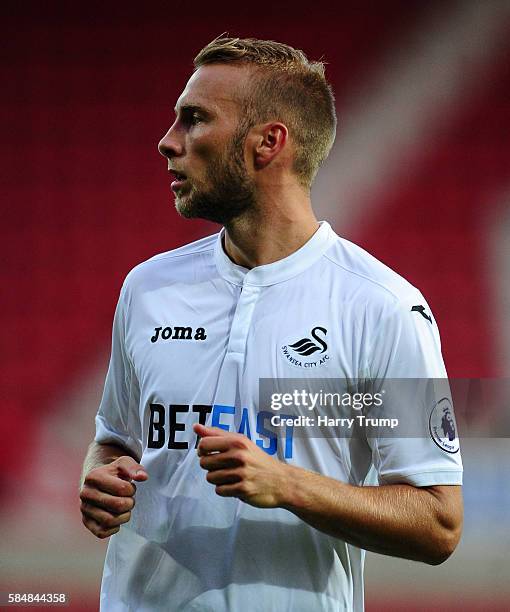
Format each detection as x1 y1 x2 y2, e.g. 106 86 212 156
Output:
80 37 463 611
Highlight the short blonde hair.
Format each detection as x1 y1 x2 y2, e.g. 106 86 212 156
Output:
194 36 337 188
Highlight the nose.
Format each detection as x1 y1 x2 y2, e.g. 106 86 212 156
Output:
158 123 183 159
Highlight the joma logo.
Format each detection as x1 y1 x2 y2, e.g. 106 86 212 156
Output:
150 325 207 343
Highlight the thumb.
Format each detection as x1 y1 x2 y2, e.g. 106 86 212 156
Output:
115 456 148 482
193 423 225 438
131 468 149 482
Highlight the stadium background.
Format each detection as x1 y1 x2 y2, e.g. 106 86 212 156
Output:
2 1 509 610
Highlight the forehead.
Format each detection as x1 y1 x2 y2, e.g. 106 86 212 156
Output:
175 63 251 114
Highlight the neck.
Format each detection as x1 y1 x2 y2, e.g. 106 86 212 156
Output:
223 184 319 269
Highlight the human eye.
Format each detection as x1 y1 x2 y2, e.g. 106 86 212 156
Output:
190 111 203 124
181 108 204 126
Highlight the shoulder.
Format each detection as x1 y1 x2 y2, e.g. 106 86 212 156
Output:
120 232 219 299
322 235 444 375
323 234 426 315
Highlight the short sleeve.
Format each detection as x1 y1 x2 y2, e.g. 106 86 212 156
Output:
95 282 142 458
366 293 462 487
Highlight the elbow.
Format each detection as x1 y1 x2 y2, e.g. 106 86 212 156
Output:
422 485 463 565
425 527 461 565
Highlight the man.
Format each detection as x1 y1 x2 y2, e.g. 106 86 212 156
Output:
80 37 463 611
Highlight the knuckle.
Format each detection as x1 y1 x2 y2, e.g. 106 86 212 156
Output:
80 486 94 500
119 482 133 496
238 482 250 495
81 501 94 516
116 456 134 469
100 526 119 539
113 498 131 513
81 505 94 520
110 497 124 513
103 515 118 529
96 492 107 507
84 470 101 485
232 452 245 466
83 517 99 536
103 514 119 529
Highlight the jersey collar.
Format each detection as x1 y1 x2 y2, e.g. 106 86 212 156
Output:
214 221 336 287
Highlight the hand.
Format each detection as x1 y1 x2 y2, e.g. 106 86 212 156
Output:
80 456 148 539
194 423 289 508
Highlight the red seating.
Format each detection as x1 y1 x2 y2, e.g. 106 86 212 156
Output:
1 2 508 492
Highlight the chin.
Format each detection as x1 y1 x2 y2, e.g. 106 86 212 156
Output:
174 193 194 218
175 201 194 219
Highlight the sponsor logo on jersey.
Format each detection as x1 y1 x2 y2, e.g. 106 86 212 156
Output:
429 397 459 453
281 326 329 369
147 403 294 458
411 305 432 324
150 325 207 343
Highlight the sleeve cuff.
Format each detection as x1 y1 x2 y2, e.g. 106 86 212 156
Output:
94 414 142 459
378 470 463 487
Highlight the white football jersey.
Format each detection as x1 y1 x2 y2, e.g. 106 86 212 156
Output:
95 221 462 611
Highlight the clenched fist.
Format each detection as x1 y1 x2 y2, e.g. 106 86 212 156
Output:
194 423 290 508
80 456 148 539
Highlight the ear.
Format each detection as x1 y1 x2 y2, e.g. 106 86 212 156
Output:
253 122 288 170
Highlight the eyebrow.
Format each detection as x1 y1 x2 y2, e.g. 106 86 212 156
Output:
174 103 213 118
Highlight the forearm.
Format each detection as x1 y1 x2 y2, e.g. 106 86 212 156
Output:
280 465 462 565
80 441 138 487
194 424 462 564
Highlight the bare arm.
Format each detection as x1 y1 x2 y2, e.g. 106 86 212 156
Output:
80 441 148 539
194 424 463 565
280 466 462 565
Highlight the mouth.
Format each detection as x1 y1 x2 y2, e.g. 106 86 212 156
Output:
169 169 188 192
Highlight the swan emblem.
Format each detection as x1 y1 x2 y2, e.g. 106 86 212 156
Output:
288 326 328 356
